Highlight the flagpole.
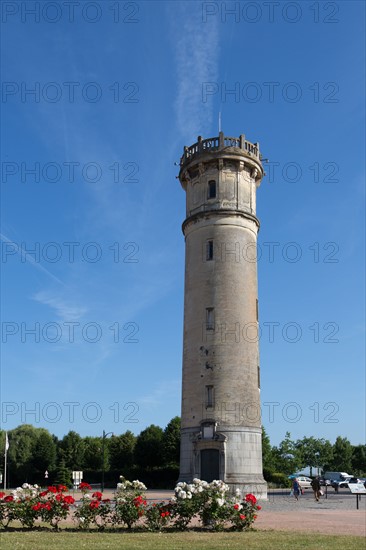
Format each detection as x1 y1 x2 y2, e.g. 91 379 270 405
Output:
4 432 9 490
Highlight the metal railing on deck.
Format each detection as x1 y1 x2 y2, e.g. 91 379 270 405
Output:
181 132 260 164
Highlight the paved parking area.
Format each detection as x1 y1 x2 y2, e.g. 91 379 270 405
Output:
256 488 366 535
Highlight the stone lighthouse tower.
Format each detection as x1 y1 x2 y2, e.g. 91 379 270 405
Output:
178 132 267 498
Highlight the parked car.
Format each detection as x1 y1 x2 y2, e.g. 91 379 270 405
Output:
323 471 351 483
358 478 366 488
331 476 352 491
296 476 313 489
319 477 332 486
345 477 363 487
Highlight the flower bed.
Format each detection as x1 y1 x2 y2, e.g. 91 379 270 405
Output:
0 477 261 532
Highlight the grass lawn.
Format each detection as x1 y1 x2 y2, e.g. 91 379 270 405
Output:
0 530 364 550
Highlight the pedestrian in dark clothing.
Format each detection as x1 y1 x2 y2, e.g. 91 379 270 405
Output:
311 476 321 502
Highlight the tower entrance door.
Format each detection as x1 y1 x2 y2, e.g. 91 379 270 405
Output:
200 449 220 482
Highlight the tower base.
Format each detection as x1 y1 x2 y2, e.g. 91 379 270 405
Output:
179 427 268 500
225 475 268 500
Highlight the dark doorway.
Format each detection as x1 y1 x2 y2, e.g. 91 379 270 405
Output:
200 449 220 482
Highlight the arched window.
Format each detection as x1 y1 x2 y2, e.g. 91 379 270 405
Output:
208 180 216 199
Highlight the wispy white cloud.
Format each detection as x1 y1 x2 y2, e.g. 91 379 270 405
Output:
171 5 219 142
32 289 87 322
138 379 181 409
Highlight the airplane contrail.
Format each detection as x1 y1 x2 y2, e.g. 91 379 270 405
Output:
0 232 65 286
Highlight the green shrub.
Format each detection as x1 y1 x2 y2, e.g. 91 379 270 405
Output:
268 472 291 488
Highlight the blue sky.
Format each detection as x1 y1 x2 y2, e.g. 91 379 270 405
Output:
1 1 365 447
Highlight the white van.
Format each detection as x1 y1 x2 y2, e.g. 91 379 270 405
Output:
323 472 351 481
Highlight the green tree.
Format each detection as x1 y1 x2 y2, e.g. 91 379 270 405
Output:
6 425 39 484
330 436 353 472
162 417 180 466
351 444 366 475
134 425 164 469
317 439 334 472
108 431 136 470
83 437 104 470
0 431 7 475
295 437 333 476
54 458 72 487
261 426 274 473
31 429 57 480
58 431 85 470
272 432 301 475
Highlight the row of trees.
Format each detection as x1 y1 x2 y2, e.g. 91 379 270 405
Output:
262 429 366 479
0 419 180 488
0 422 364 488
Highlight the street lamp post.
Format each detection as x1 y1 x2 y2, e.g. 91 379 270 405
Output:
101 430 113 492
314 452 320 477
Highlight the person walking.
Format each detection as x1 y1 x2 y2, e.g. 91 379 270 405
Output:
311 476 322 502
292 478 301 501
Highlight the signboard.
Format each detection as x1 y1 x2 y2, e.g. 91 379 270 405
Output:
348 483 366 494
72 471 83 485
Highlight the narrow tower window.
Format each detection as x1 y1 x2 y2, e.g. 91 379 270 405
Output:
208 180 216 199
206 308 215 330
206 240 214 261
257 365 260 389
206 385 214 408
256 299 259 321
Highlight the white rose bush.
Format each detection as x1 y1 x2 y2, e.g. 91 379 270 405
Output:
111 477 148 529
170 478 261 531
73 482 111 530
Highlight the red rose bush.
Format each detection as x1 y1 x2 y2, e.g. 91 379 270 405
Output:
73 485 111 530
32 485 75 529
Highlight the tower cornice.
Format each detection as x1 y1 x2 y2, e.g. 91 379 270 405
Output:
182 209 260 235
